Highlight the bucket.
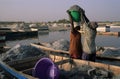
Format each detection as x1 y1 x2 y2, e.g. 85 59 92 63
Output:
70 11 81 22
32 58 60 79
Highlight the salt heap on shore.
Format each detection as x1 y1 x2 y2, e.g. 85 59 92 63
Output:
98 47 120 57
45 39 70 51
1 44 48 62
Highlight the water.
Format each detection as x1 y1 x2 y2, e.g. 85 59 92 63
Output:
6 30 120 48
96 35 120 47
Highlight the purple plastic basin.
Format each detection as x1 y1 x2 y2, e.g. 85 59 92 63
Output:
32 58 60 79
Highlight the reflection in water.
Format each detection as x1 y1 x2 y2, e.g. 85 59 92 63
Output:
6 30 120 48
38 31 70 43
96 35 120 47
38 31 49 35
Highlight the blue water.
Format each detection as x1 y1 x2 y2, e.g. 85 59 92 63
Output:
6 31 120 48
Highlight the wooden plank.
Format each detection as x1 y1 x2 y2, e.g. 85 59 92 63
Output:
32 43 120 61
96 56 120 61
109 65 120 76
89 61 109 70
6 55 44 71
0 60 36 79
31 43 69 54
73 59 89 66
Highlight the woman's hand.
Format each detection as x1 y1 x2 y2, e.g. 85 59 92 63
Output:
66 10 74 30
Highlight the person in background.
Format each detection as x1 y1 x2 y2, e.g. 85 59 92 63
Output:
67 5 84 59
82 14 98 62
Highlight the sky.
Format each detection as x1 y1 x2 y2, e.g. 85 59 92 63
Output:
0 0 120 22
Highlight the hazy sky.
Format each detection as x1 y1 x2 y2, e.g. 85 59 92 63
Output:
0 0 120 22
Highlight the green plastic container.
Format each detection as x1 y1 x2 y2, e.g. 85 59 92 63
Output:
70 11 81 22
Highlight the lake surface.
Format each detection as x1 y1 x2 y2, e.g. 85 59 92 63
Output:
6 30 120 48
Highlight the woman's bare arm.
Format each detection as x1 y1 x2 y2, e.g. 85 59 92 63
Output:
67 10 74 32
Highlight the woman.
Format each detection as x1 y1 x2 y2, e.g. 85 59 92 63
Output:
82 19 98 62
67 5 84 59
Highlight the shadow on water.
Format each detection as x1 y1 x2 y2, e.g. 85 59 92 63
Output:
38 31 49 35
6 31 38 41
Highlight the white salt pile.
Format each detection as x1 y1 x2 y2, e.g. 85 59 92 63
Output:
1 44 48 62
99 48 120 57
45 39 70 51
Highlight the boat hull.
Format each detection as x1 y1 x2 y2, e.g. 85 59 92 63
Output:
0 43 120 79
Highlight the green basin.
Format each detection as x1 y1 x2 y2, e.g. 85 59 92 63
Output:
70 11 81 22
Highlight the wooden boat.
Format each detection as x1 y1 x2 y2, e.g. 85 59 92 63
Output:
97 31 120 36
34 43 120 61
1 43 120 79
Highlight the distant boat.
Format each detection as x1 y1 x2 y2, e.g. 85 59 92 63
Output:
97 26 110 32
